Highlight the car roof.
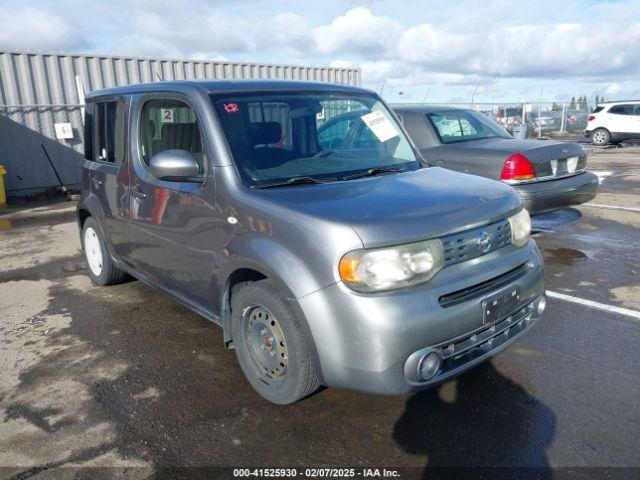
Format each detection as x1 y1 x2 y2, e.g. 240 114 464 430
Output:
599 100 640 105
390 104 460 114
86 79 373 99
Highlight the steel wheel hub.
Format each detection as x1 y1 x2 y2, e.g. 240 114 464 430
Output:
84 227 103 276
244 306 288 383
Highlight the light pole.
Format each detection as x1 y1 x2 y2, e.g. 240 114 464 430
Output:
471 85 480 108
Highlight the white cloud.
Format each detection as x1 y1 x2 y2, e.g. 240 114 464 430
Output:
394 20 640 79
606 83 623 95
329 59 353 68
2 1 640 99
313 7 402 57
0 6 85 51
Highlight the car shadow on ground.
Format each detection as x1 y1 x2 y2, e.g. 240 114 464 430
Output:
531 207 582 233
393 362 556 479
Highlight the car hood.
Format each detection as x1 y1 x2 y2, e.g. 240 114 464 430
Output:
257 167 522 248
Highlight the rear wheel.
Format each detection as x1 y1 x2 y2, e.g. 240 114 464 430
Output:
82 217 128 286
591 128 610 146
231 279 320 404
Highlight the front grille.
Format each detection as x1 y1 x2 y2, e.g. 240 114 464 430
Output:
438 262 529 307
435 303 534 379
441 219 511 267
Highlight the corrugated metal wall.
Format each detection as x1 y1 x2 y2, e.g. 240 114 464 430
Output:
0 50 361 195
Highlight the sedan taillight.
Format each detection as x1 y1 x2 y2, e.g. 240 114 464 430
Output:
500 153 536 183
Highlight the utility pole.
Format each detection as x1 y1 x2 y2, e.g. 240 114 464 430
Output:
471 85 480 107
538 85 544 139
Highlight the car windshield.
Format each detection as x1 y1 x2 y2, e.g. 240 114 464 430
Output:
426 109 512 144
211 91 419 187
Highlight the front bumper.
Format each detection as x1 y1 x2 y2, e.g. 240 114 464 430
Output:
298 240 545 394
513 171 598 215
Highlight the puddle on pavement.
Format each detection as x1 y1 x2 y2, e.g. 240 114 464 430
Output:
544 247 588 266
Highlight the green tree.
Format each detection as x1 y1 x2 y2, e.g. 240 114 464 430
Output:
570 96 576 109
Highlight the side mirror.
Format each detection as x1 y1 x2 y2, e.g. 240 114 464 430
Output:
148 149 201 182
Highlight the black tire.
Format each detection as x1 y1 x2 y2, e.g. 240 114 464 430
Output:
591 128 610 146
82 217 128 286
231 279 320 404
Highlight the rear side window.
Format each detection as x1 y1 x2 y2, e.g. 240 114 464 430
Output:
592 106 604 113
139 99 204 174
86 100 125 163
426 109 511 144
609 105 634 115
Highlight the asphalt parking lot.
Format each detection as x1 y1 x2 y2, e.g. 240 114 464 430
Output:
0 145 639 479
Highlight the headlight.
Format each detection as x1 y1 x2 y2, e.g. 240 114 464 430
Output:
339 239 443 292
508 208 531 247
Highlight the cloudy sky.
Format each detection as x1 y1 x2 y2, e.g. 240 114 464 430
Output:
1 0 639 103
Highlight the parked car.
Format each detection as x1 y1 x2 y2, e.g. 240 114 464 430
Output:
586 101 640 145
78 80 545 404
495 106 525 128
527 110 561 135
392 106 598 215
566 109 588 132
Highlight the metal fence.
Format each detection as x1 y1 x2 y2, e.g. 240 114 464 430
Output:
394 101 597 140
0 50 361 196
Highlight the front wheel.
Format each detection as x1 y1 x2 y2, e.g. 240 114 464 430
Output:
591 128 610 146
231 279 320 404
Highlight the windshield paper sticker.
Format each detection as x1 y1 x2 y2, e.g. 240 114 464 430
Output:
360 110 399 142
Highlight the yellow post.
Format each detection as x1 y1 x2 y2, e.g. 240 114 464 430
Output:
0 165 6 208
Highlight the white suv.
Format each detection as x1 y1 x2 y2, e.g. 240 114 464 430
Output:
586 101 640 145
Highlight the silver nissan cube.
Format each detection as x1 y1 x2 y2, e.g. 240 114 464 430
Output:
77 80 546 404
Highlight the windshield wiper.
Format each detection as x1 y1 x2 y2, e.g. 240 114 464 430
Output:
253 176 337 189
342 166 407 181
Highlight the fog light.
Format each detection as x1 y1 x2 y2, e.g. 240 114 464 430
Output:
537 295 547 316
419 351 441 381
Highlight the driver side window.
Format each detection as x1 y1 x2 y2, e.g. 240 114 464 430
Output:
139 99 204 174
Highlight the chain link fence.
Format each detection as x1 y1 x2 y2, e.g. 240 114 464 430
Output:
396 101 597 140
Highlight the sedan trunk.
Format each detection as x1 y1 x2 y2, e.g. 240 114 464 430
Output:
423 138 586 180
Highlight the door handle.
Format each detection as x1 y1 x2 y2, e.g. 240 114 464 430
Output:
131 185 146 200
91 177 103 189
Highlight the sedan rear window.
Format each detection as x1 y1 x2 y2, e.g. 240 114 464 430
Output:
426 109 511 144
